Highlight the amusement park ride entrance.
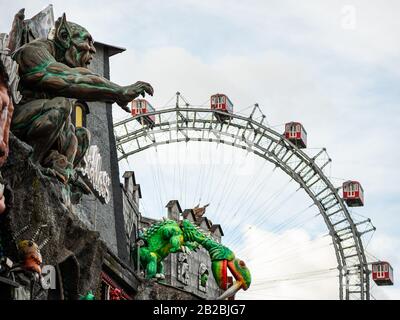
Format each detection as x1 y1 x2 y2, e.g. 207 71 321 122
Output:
113 93 375 300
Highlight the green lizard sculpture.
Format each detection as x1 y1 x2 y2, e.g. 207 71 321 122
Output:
132 219 198 280
133 218 251 299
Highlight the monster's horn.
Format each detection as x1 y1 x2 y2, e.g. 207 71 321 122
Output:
216 281 242 300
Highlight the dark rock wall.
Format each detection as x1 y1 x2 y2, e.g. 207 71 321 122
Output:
0 135 107 299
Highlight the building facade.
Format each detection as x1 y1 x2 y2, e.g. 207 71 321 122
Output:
73 40 128 261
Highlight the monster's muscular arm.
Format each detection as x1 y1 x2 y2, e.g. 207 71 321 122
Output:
15 42 152 107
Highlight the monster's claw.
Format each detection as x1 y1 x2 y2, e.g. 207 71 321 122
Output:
146 86 154 96
116 100 130 113
180 245 193 254
121 104 130 113
181 245 188 254
142 82 154 96
155 273 165 280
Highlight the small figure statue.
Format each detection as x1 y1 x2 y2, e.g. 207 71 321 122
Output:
177 252 190 285
4 224 50 300
9 224 49 277
16 239 43 275
9 11 153 186
198 263 209 292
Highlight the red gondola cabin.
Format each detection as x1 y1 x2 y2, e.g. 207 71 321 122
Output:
372 262 394 286
210 94 233 121
284 122 307 148
131 99 156 127
342 181 364 207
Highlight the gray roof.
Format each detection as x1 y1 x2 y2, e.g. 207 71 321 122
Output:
165 200 182 213
210 224 224 236
94 41 126 57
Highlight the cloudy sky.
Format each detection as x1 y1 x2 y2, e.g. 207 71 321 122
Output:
1 0 399 300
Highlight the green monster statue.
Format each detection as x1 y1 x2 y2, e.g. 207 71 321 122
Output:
10 12 153 185
133 219 199 281
133 219 251 300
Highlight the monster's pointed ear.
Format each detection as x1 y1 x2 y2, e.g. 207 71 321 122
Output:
54 13 71 49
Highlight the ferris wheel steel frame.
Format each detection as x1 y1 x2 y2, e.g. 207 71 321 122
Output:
114 105 374 300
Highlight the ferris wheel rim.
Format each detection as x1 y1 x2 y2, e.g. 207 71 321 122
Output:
113 106 371 300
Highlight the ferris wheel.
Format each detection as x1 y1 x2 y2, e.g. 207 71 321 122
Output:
113 92 393 300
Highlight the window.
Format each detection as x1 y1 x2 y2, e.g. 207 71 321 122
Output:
290 124 296 137
75 105 83 128
137 101 143 110
347 183 356 197
73 101 89 128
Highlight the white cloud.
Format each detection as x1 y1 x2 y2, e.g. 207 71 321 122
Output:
235 225 338 300
183 0 400 68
